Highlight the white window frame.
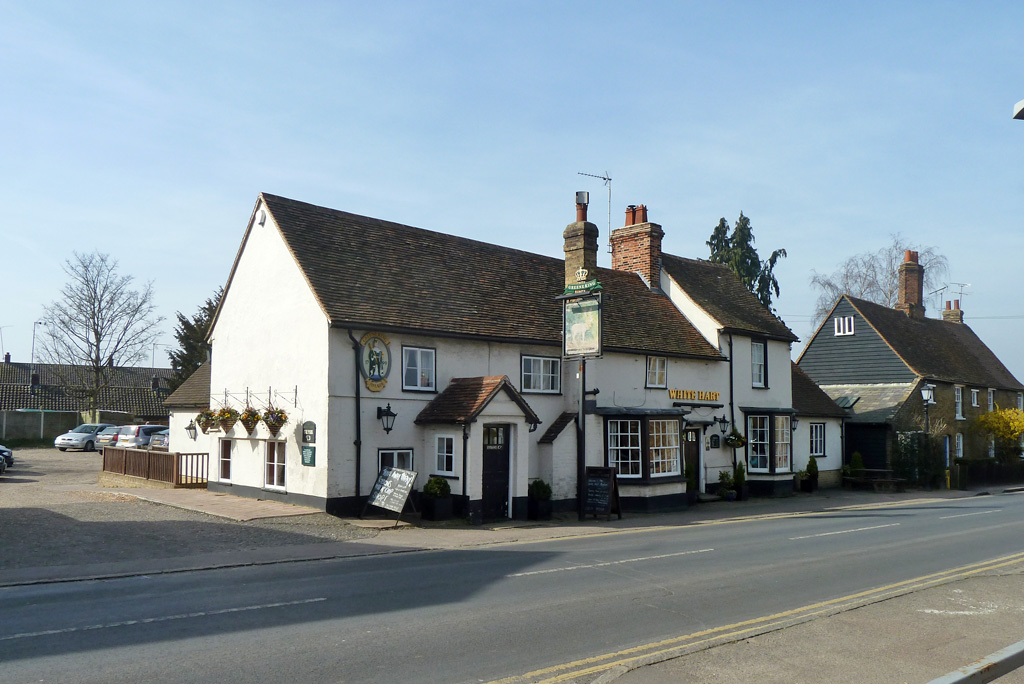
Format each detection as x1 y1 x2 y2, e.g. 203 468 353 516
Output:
751 340 766 389
521 355 561 393
648 419 681 477
402 347 435 391
988 389 995 412
219 439 231 483
971 389 979 407
748 415 770 472
955 386 964 420
833 316 854 336
265 441 286 491
809 422 826 457
435 435 455 474
989 436 996 459
955 433 963 459
646 356 667 389
774 416 791 472
608 419 642 478
379 448 413 472
1018 393 1023 411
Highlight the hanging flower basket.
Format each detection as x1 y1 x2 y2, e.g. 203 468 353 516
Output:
262 406 288 437
724 427 747 449
239 407 261 436
216 407 240 432
197 409 217 434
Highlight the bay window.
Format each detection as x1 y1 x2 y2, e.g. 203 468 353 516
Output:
606 416 682 480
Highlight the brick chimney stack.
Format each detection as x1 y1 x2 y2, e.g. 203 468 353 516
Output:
563 193 599 288
942 299 964 324
896 250 925 319
609 204 664 291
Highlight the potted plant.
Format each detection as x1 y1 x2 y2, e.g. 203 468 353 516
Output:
804 455 819 492
718 469 736 501
239 406 261 436
527 478 553 520
197 408 217 434
733 461 748 500
724 428 746 449
420 476 453 521
216 406 240 432
685 466 699 505
262 406 288 437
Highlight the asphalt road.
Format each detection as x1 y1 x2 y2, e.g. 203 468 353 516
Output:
3 490 1024 683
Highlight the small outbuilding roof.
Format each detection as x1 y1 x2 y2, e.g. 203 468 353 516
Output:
163 363 211 409
791 363 846 418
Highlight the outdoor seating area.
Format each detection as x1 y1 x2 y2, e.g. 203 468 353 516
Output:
842 468 907 493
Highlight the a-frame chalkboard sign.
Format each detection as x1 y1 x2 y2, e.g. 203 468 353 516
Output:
583 466 622 520
362 467 418 527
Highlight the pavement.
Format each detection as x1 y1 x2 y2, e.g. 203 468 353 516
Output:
5 450 1024 683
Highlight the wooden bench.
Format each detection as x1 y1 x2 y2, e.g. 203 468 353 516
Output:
842 468 907 493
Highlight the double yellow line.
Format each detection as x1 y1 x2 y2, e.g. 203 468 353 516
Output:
486 550 1024 684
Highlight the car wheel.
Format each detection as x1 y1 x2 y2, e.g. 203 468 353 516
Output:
57 447 67 451
84 441 94 452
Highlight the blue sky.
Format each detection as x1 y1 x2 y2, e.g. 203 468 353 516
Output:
3 1 1024 378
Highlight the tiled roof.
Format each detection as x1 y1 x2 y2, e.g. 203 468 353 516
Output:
660 254 798 342
538 411 576 444
847 296 1024 391
256 194 723 361
415 376 540 425
163 363 211 409
0 362 175 418
817 383 916 424
791 363 846 418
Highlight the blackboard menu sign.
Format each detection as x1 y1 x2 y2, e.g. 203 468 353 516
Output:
366 467 417 514
584 466 621 520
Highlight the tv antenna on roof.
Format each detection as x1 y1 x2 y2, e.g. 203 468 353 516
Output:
950 282 971 299
578 171 612 255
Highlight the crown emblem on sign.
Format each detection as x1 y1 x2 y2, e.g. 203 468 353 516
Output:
575 267 589 282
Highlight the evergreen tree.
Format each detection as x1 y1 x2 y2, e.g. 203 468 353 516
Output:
168 288 222 390
707 212 787 313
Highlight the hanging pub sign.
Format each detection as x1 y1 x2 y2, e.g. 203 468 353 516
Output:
359 331 392 392
563 292 602 358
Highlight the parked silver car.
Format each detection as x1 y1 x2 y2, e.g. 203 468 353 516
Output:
117 424 166 448
54 424 116 452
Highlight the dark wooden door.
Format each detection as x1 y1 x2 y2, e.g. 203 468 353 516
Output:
683 428 700 490
482 425 510 520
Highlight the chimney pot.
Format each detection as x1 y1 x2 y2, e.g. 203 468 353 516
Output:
3 352 9 364
945 301 951 310
954 299 960 310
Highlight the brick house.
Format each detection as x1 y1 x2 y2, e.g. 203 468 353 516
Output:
798 251 1024 472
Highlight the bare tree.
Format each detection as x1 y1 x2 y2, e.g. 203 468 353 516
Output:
809 234 950 325
38 251 164 416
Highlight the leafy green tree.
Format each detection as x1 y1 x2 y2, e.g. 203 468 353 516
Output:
168 288 222 390
707 212 786 312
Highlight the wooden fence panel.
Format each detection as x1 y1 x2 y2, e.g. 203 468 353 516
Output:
101 448 208 487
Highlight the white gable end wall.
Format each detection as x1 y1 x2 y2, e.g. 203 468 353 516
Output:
207 206 331 502
661 268 722 347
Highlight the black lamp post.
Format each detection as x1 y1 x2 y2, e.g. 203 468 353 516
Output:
921 383 936 432
377 404 397 434
185 419 198 441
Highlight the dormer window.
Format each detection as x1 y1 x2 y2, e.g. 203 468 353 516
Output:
833 316 854 336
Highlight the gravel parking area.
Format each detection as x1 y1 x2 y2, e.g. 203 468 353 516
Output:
1 448 380 571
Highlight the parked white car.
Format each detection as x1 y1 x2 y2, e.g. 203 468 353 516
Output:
117 425 166 448
54 424 116 452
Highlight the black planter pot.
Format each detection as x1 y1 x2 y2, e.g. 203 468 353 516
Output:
528 498 552 521
686 489 699 506
799 477 818 493
421 495 453 521
736 484 749 501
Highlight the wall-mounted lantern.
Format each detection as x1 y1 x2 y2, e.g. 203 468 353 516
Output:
377 404 397 434
185 419 198 441
714 415 730 435
791 417 800 431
